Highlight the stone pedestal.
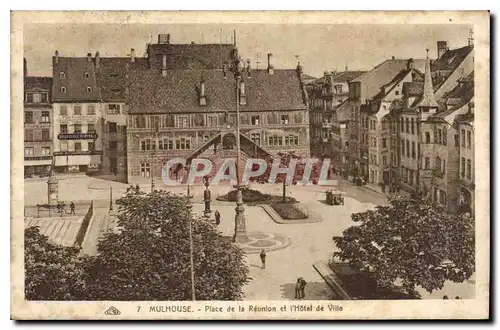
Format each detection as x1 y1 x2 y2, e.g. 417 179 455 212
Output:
233 187 248 242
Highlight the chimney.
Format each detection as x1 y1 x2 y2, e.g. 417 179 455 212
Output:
296 61 303 80
158 34 170 44
246 59 251 78
199 78 206 106
86 52 92 63
161 54 167 76
239 80 247 105
407 58 414 70
130 48 136 63
167 34 170 44
437 41 448 59
267 53 274 75
95 51 100 68
391 56 395 60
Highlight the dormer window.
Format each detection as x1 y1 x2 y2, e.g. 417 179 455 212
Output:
84 72 90 78
87 87 93 93
60 72 65 78
60 87 66 94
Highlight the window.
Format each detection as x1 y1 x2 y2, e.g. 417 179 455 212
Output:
455 134 459 147
251 116 260 125
87 105 96 115
60 142 68 151
60 106 67 116
395 90 400 96
41 147 51 156
140 162 151 178
87 87 93 93
405 119 409 133
440 190 447 206
73 105 82 115
424 157 430 169
41 111 50 123
42 129 50 141
280 115 290 125
140 139 155 151
411 141 416 159
178 116 189 128
60 72 65 78
425 132 430 143
109 141 118 150
442 159 446 175
250 133 261 146
401 140 405 156
461 129 466 147
88 141 95 151
74 142 82 152
175 138 191 150
60 87 66 93
207 115 218 127
335 85 343 94
284 135 299 146
443 129 447 146
409 169 414 185
411 119 415 134
406 140 410 157
467 159 472 179
84 72 90 78
74 124 82 133
383 156 387 166
392 120 397 134
437 129 442 144
159 138 173 150
108 122 117 133
24 147 34 157
26 93 33 103
87 124 95 133
461 157 466 177
24 112 33 124
24 129 33 141
268 135 282 146
382 138 387 148
401 118 404 132
467 131 471 149
108 104 121 114
372 137 377 148
59 124 68 134
435 156 441 171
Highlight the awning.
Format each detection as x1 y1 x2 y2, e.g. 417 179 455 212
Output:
55 154 101 166
24 159 52 166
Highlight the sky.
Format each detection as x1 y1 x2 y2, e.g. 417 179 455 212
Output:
24 23 472 78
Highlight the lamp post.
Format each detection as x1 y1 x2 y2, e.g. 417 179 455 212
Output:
186 184 196 301
203 175 212 217
228 46 248 243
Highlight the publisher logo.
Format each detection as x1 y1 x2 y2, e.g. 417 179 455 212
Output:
104 306 121 316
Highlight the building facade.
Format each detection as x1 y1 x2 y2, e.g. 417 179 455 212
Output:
24 68 54 177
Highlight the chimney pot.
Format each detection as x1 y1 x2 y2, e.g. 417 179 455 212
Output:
95 51 100 68
267 53 274 75
87 53 92 62
54 50 59 64
437 41 449 59
391 56 395 60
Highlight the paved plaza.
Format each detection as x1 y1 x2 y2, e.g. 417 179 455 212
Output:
23 174 475 300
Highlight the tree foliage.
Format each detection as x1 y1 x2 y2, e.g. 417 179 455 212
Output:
332 195 475 297
24 226 88 300
83 190 249 300
25 190 249 301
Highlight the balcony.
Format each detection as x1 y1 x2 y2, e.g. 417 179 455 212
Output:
53 150 103 156
24 155 52 161
58 133 98 140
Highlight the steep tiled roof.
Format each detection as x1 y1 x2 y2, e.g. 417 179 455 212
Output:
127 68 307 113
147 43 235 70
332 71 367 83
25 76 52 93
443 71 474 101
432 45 473 71
455 113 474 124
96 58 130 102
52 56 101 102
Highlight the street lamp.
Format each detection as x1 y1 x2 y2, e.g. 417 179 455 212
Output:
186 184 196 301
228 46 248 243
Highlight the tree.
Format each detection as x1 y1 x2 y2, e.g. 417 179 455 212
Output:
332 195 475 298
83 190 249 300
24 226 88 300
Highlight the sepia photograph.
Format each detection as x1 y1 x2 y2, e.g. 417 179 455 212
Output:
10 10 490 320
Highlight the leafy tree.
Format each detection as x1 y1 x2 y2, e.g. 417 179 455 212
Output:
83 190 249 300
24 226 88 300
332 195 475 298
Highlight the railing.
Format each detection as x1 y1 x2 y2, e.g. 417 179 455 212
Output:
24 155 52 161
53 150 103 156
74 201 93 248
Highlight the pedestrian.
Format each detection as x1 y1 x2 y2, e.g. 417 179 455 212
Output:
135 184 140 193
259 249 266 269
215 210 221 226
70 201 75 215
295 278 302 299
299 277 307 299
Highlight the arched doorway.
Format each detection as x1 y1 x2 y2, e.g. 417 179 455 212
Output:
459 188 472 215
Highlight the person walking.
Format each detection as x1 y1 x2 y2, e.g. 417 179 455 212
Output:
214 210 221 226
299 277 307 299
295 278 302 299
259 249 267 269
70 201 76 215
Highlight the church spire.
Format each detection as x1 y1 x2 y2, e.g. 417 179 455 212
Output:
418 49 438 109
